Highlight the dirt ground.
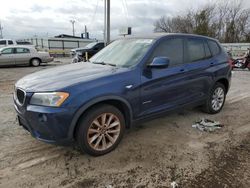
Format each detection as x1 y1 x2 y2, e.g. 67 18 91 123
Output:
0 60 249 188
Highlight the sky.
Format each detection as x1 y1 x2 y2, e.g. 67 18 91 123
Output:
0 0 250 40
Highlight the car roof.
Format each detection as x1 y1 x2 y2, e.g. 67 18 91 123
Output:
0 39 14 41
123 33 218 42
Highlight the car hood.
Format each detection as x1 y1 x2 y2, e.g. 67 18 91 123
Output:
15 62 123 92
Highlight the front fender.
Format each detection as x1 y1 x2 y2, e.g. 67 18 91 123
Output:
67 95 133 140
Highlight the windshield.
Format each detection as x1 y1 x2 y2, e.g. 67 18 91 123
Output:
90 39 154 68
85 42 98 49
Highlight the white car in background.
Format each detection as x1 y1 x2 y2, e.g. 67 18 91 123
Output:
0 46 53 67
0 39 17 48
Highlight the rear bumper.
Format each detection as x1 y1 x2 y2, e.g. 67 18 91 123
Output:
42 57 54 63
14 101 75 145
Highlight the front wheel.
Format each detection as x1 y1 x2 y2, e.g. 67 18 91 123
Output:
202 83 226 114
76 104 125 156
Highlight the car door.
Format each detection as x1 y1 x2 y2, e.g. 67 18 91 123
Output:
14 47 31 65
140 37 192 116
183 37 213 101
0 48 15 66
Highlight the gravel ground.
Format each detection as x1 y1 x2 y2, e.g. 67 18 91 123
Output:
0 60 249 188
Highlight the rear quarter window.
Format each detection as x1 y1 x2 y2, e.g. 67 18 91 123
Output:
207 40 221 56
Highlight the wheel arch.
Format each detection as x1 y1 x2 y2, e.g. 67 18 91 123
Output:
215 78 229 93
68 96 133 140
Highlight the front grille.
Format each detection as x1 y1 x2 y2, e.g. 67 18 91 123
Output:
16 88 26 105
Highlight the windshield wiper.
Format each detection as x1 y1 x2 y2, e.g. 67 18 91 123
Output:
92 61 116 67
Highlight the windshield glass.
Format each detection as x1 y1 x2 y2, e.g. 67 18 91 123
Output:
85 42 98 49
90 39 154 68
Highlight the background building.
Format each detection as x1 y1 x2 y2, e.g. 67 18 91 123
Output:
27 34 96 57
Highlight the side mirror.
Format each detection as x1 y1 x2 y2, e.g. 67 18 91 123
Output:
148 57 170 68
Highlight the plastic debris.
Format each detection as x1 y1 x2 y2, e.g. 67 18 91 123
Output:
106 185 113 188
171 181 178 188
192 118 223 132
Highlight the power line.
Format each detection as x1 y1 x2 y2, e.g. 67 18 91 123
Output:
124 0 130 22
122 0 129 26
89 0 100 30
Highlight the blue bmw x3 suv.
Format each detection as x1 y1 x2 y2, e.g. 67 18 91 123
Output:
14 33 231 156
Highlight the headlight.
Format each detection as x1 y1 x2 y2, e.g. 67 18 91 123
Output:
30 92 69 107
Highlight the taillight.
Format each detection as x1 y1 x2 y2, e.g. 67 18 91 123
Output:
228 58 233 69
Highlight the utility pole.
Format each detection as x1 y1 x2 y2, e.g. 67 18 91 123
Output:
84 25 89 39
0 21 3 39
104 0 110 46
106 0 110 44
104 0 106 45
70 20 76 36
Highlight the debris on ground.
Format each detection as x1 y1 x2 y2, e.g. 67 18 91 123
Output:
192 118 223 132
171 181 178 188
106 185 114 188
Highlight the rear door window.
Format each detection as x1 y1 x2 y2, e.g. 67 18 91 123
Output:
207 40 220 56
149 38 184 67
16 48 30 53
187 38 206 62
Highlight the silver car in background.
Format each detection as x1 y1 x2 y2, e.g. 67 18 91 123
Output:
0 46 53 67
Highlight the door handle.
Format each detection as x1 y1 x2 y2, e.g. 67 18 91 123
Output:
180 68 185 72
210 62 215 66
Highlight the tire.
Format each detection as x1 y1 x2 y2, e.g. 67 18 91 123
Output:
71 58 78 64
76 104 125 156
202 83 226 114
30 58 40 67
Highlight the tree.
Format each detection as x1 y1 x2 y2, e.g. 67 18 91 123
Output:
153 0 250 43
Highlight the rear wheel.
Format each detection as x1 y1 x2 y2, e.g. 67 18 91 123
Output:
202 83 226 114
76 104 125 156
30 58 40 67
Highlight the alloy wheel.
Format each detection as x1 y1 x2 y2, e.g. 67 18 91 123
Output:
87 113 121 151
211 87 225 111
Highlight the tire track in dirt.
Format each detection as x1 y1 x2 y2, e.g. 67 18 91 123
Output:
183 132 250 188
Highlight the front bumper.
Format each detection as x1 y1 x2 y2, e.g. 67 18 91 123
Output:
14 99 75 145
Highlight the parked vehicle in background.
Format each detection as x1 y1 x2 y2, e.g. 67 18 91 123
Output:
14 33 231 156
0 46 53 67
230 48 250 71
70 41 104 61
0 39 17 48
71 52 84 63
16 41 33 46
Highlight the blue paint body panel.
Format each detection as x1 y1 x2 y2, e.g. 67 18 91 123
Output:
14 33 231 144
